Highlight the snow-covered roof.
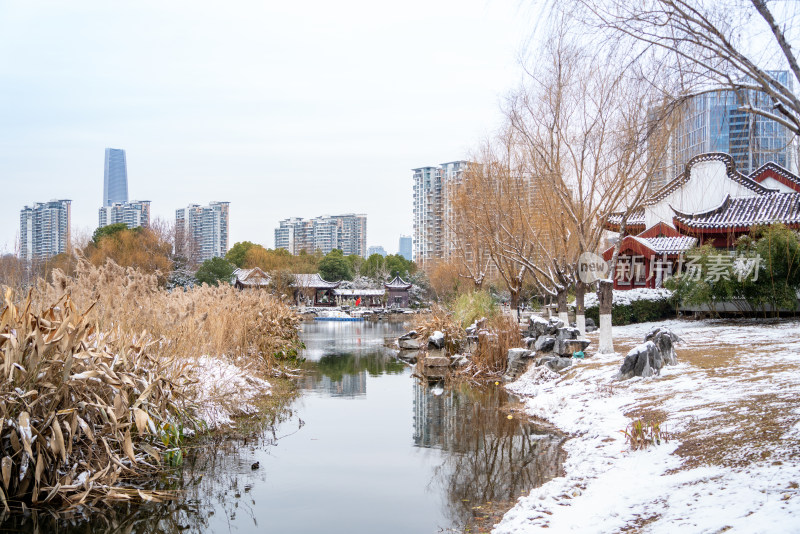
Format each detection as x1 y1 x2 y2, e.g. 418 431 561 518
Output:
646 152 775 206
232 267 270 286
333 289 385 297
750 162 800 192
632 235 698 255
605 209 646 231
292 273 340 289
672 192 800 231
384 276 412 290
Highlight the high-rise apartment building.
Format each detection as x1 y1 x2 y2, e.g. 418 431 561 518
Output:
175 201 230 263
412 161 469 263
103 148 129 207
274 214 367 257
398 235 412 261
98 200 151 230
19 200 71 262
367 245 387 257
651 71 798 190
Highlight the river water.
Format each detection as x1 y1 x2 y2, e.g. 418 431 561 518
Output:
2 320 564 533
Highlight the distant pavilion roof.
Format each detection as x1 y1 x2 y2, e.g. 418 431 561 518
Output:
292 273 341 289
232 267 270 287
672 192 800 233
385 276 412 290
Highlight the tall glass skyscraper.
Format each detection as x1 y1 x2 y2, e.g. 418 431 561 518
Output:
650 71 797 190
103 148 128 207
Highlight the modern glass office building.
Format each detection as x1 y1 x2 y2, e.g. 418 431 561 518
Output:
103 148 129 207
651 71 797 190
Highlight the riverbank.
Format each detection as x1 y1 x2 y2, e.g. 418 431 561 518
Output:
495 318 800 533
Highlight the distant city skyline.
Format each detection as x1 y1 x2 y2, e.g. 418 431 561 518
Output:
0 1 530 254
275 214 367 257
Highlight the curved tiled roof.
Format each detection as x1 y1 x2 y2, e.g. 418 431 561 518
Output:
293 273 341 289
606 209 646 230
672 192 800 230
749 162 800 192
645 153 776 206
632 235 698 254
385 276 412 290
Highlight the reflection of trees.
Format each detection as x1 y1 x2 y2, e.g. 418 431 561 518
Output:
0 406 299 533
415 382 565 528
295 352 406 398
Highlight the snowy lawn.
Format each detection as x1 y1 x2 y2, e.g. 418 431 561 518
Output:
495 318 800 533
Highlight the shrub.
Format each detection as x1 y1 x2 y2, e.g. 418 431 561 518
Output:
452 290 497 328
585 294 676 326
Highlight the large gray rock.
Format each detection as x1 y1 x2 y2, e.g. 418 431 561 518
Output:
424 355 450 367
618 341 661 379
617 327 681 379
504 348 533 379
398 337 422 350
529 315 550 338
428 330 445 349
534 336 556 352
554 327 582 355
644 327 681 366
536 356 573 373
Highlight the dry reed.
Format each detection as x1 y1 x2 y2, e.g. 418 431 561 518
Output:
0 259 302 512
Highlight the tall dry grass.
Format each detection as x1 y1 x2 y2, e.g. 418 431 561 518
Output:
0 259 301 512
36 259 301 371
471 315 522 376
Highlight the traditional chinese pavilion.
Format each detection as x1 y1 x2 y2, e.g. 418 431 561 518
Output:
385 276 413 307
333 288 385 307
292 273 340 306
604 153 800 289
232 267 271 289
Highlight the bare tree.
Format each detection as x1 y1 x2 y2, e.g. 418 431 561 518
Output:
504 24 676 331
570 0 800 134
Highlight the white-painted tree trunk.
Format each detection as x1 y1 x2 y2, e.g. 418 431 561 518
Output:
559 311 569 325
576 314 586 337
598 314 614 353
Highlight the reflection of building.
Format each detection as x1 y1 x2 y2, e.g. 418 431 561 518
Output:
98 200 151 229
297 371 367 398
19 199 71 262
651 73 797 190
413 380 458 449
175 201 230 263
275 214 367 257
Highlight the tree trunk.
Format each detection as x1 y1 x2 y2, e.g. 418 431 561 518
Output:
575 280 586 336
556 288 569 325
598 279 614 354
510 288 520 323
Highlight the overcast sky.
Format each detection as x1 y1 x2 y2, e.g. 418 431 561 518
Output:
0 0 534 255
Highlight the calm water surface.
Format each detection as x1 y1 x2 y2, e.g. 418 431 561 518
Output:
2 321 564 533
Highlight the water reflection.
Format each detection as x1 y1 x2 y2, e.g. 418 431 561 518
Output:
0 320 564 534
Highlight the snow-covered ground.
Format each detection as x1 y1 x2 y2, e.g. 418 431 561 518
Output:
495 318 800 533
185 355 272 428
